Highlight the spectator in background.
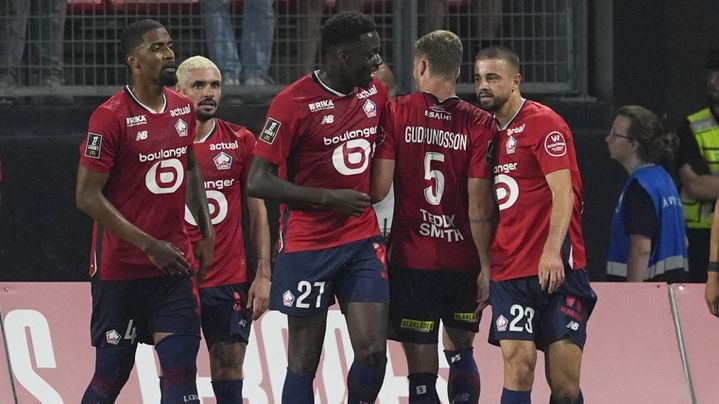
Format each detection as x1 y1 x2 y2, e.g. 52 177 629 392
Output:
0 0 67 90
605 105 688 282
675 46 719 283
203 0 275 86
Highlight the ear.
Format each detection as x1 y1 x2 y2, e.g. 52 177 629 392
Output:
455 66 461 80
512 72 523 89
126 54 139 70
420 59 429 77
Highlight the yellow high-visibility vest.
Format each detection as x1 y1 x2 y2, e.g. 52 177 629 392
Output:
681 107 719 228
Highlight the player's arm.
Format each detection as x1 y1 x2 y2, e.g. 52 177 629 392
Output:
539 168 574 293
706 199 719 317
371 158 395 203
246 156 370 216
76 165 190 274
626 235 651 282
679 163 719 201
186 150 215 281
246 196 271 320
468 177 497 312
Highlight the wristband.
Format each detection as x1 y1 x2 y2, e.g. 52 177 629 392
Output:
708 262 719 272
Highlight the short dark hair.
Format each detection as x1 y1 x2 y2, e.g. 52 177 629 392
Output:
416 30 463 78
321 11 377 55
120 19 165 57
475 45 520 73
707 47 719 71
616 105 677 163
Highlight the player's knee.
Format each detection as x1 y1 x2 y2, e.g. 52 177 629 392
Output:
85 347 136 401
353 339 387 368
210 339 246 379
549 383 580 404
156 334 200 384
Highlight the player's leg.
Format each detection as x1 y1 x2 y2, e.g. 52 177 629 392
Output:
540 268 596 404
440 270 483 403
200 284 253 403
337 238 391 404
544 339 582 404
388 266 445 403
489 277 541 404
270 247 344 404
149 274 202 404
283 312 328 404
82 277 141 403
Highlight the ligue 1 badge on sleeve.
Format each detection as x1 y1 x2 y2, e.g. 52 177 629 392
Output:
84 133 103 158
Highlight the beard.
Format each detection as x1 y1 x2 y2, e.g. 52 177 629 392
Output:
197 109 217 122
478 92 509 113
159 61 178 87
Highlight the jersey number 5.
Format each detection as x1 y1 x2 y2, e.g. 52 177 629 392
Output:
424 152 445 205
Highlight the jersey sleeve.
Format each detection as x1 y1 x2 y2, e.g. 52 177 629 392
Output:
529 113 574 175
375 100 398 160
79 106 122 173
252 92 302 166
468 112 498 178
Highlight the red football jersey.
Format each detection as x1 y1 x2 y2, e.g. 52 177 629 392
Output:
376 92 496 271
491 99 586 281
185 119 255 287
253 72 387 252
79 86 196 280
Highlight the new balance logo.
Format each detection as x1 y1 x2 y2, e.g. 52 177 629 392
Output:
135 130 148 141
321 115 334 124
566 321 580 331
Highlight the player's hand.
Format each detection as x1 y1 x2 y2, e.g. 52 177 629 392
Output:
323 189 371 216
538 250 565 294
193 236 215 283
248 272 271 320
145 239 190 276
706 272 719 317
475 269 490 315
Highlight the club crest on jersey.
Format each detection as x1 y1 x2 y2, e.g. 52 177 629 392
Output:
496 315 508 332
260 117 281 144
105 329 121 345
84 133 103 158
213 151 232 170
363 99 377 118
283 290 295 307
175 118 189 137
544 131 567 157
506 135 517 155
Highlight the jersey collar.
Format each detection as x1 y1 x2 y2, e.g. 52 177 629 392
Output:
124 85 168 114
496 98 527 131
422 91 460 104
195 119 217 143
313 70 351 97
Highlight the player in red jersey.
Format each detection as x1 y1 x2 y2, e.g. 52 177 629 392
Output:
176 55 271 403
76 19 213 404
372 30 496 404
474 46 596 404
248 11 389 404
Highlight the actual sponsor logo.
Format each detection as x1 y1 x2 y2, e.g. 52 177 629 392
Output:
135 130 148 141
453 312 478 323
209 140 238 151
321 115 334 125
506 135 517 155
170 105 191 117
84 133 103 159
105 329 121 345
213 151 232 170
399 318 434 332
175 119 189 137
308 99 335 112
496 315 508 332
283 290 295 307
544 131 567 157
356 85 377 99
363 99 377 118
126 114 147 127
260 117 281 144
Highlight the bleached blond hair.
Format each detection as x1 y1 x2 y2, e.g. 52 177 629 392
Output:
176 55 221 86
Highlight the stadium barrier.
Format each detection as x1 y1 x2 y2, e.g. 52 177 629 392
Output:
1 282 716 403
